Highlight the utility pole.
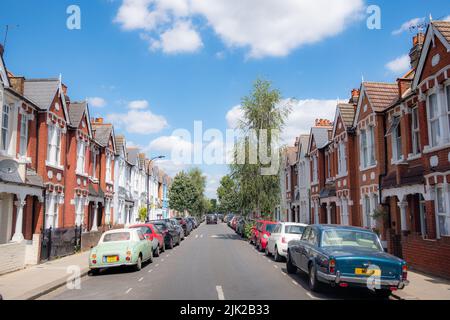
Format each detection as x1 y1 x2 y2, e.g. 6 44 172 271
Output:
146 155 165 221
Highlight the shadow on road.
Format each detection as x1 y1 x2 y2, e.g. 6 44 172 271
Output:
88 259 154 277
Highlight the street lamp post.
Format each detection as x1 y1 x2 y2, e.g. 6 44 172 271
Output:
147 155 165 221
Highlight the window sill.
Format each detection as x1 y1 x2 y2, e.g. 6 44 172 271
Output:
17 156 31 164
335 172 348 179
45 161 64 171
423 143 450 154
391 156 407 165
359 164 377 171
407 153 422 161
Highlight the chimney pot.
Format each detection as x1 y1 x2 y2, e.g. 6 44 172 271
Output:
95 117 104 124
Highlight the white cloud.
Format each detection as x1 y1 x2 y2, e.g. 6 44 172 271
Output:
392 17 425 35
386 54 410 74
444 15 450 22
106 109 168 134
226 99 337 145
115 0 364 58
150 20 203 54
226 105 244 129
148 135 193 154
128 100 149 110
87 97 107 108
155 159 191 177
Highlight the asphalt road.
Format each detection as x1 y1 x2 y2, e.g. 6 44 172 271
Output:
41 222 392 300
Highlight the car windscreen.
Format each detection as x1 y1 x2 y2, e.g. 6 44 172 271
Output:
285 225 305 235
153 223 167 232
103 232 130 242
321 230 383 251
265 224 277 233
130 226 150 235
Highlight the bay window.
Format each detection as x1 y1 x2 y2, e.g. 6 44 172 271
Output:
360 126 376 168
411 107 420 155
1 104 10 151
19 115 28 156
392 117 402 161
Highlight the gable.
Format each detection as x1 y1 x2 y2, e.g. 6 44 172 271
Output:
334 113 346 137
353 89 374 126
0 56 9 87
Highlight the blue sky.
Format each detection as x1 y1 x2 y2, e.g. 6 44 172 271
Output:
0 0 449 197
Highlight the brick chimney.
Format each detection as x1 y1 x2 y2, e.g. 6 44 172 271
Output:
314 119 333 127
10 76 25 94
397 77 413 97
94 117 104 124
409 32 425 69
349 89 360 105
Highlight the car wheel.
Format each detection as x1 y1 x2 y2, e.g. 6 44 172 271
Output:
177 236 181 246
154 245 160 257
265 246 271 256
161 243 166 253
149 250 154 263
135 255 142 271
168 237 174 249
89 268 99 276
286 252 297 274
374 289 392 299
309 264 322 292
257 242 263 252
274 246 283 262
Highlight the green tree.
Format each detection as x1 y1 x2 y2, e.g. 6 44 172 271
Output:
209 199 218 213
188 168 207 215
138 207 148 222
217 175 239 214
229 78 291 217
168 171 197 214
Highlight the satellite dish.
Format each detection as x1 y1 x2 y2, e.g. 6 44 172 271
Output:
0 159 18 174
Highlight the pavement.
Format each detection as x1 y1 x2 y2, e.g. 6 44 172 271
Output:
1 222 450 300
0 251 90 300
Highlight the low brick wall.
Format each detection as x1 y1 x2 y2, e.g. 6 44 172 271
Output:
0 242 26 275
401 233 450 280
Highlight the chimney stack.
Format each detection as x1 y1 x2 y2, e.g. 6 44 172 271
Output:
314 119 333 127
349 89 360 105
409 32 425 69
94 117 104 124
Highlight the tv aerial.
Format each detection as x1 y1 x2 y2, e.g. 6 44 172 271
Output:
0 159 18 174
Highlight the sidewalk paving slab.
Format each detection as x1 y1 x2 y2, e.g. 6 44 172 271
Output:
0 251 90 300
393 270 450 300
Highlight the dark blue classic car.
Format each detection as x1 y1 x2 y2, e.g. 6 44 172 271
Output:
286 225 409 298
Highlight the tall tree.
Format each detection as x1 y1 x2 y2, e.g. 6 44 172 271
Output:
188 168 207 216
230 79 291 217
168 171 197 215
217 175 239 214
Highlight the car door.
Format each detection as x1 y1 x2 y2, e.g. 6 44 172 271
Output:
136 230 150 261
269 224 281 253
297 227 311 271
301 227 318 271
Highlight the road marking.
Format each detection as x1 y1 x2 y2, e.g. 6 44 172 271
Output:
216 285 225 300
200 234 204 238
125 288 133 294
273 265 278 269
148 269 153 273
138 277 144 282
155 264 159 267
291 280 299 286
166 254 170 257
195 235 199 239
161 259 165 262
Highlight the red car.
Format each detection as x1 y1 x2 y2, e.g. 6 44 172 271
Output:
255 220 277 252
129 223 165 257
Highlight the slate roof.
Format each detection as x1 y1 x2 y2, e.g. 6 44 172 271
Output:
298 135 310 156
23 79 59 110
311 126 332 149
433 20 450 43
126 147 139 165
363 82 399 112
286 146 297 166
0 169 43 188
68 102 86 127
92 123 113 147
337 103 356 128
115 135 125 156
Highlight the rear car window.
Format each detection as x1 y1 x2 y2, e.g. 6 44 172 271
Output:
103 232 130 242
285 225 305 235
265 224 276 233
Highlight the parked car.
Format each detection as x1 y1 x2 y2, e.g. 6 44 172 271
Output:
286 225 409 298
186 217 197 229
151 220 181 249
236 217 247 237
175 217 192 236
129 223 165 257
266 222 307 261
227 215 236 227
255 220 277 252
206 214 218 224
231 215 240 230
217 214 224 222
89 228 153 275
165 218 185 241
224 214 234 224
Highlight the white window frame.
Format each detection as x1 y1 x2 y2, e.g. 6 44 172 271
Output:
19 114 28 156
1 104 10 151
46 124 62 166
392 117 402 161
360 129 368 168
338 142 347 175
92 149 97 179
312 155 318 184
436 185 449 237
411 107 420 155
427 93 441 147
46 194 59 229
106 154 111 183
76 141 86 175
368 126 376 166
363 195 372 228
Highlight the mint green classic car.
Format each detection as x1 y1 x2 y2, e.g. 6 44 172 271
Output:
89 228 153 275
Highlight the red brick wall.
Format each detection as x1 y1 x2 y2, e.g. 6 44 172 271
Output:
402 233 450 280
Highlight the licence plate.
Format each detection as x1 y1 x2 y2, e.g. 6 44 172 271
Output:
105 256 119 263
355 268 381 276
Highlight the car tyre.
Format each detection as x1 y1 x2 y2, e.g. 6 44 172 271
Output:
154 245 160 257
286 252 297 274
308 264 322 292
274 246 283 262
135 255 142 271
89 268 100 276
265 246 271 257
161 243 166 253
168 237 174 249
